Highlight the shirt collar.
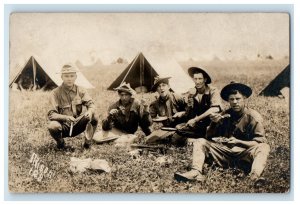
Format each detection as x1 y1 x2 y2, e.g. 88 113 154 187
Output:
229 107 248 121
195 85 210 95
159 93 171 103
62 83 77 93
117 98 138 113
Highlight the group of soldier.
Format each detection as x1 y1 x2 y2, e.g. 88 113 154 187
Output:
47 63 270 186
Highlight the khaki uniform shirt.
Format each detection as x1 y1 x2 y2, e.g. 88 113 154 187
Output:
206 107 266 143
48 84 95 119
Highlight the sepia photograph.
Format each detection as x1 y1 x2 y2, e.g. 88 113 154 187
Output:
8 13 290 193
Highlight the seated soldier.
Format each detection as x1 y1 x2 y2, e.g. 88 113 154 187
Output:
176 67 222 138
175 82 270 186
93 82 152 143
145 76 187 145
47 64 98 150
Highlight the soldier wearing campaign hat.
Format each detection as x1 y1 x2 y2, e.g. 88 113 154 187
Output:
176 66 222 138
175 82 270 187
47 64 98 150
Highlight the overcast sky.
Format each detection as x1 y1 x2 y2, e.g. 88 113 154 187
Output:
10 13 289 69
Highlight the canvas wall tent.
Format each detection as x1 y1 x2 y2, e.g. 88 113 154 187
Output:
259 64 290 97
107 52 194 93
10 56 95 90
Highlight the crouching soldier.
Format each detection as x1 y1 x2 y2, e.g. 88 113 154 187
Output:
47 64 98 150
145 76 187 146
93 82 152 143
175 82 270 186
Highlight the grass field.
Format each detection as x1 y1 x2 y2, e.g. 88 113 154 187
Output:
9 59 290 193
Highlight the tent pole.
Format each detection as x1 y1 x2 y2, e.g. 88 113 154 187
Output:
140 54 145 117
150 60 153 88
140 54 144 94
32 57 37 88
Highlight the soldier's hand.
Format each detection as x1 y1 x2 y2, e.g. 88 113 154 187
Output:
141 99 149 113
109 109 119 116
141 98 147 106
65 116 76 124
186 118 197 128
173 111 185 118
227 136 239 146
187 98 194 107
210 113 223 123
84 110 93 120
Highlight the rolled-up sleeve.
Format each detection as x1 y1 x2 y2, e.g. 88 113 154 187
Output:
252 120 267 143
210 87 223 112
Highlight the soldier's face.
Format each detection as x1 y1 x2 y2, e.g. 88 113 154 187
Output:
119 92 131 105
193 73 206 89
228 92 245 112
157 83 170 98
61 73 77 87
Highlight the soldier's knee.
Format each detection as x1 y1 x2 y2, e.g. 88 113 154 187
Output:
255 143 270 155
175 123 186 130
194 138 208 147
91 113 99 126
92 113 99 122
47 121 62 132
81 115 91 124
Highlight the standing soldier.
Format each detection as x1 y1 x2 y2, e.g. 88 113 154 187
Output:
47 64 98 150
175 82 270 186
